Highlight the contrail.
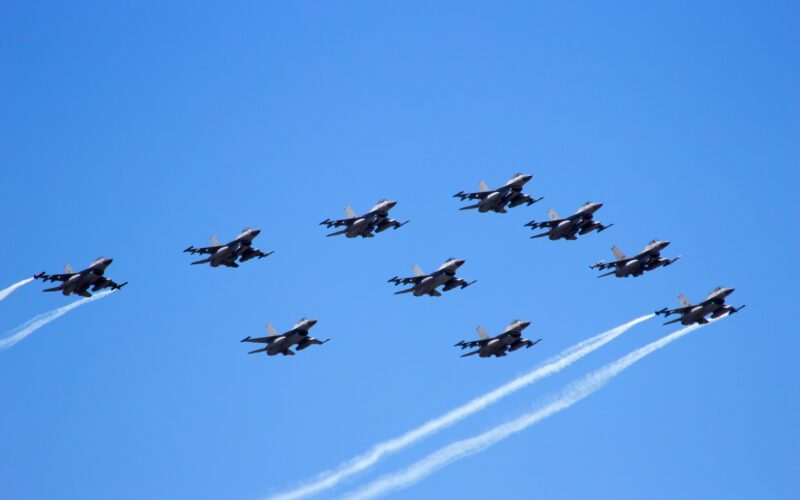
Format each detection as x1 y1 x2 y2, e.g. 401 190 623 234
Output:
0 277 34 303
0 290 115 350
268 314 653 500
344 321 711 500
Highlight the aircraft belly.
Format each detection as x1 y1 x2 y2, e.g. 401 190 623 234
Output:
414 277 438 295
479 193 502 212
268 337 289 355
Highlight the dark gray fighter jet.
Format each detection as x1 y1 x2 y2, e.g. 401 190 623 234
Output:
320 199 409 238
241 318 329 356
526 202 613 240
590 240 681 278
455 320 541 358
388 258 476 297
34 257 128 297
184 228 273 268
453 173 542 213
655 287 745 325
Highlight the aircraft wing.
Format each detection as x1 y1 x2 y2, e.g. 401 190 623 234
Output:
524 218 563 230
387 275 426 286
183 245 222 255
241 335 280 344
455 338 492 349
453 190 494 201
96 279 128 291
33 272 75 283
319 217 358 229
589 258 632 271
655 305 694 317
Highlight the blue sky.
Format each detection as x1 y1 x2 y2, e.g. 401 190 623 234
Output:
1 1 798 499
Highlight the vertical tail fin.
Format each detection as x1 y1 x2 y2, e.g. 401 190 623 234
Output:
344 205 357 219
64 263 74 274
476 326 489 340
547 208 560 221
210 235 222 247
412 264 425 277
678 294 691 307
266 323 278 337
611 246 626 261
478 180 490 192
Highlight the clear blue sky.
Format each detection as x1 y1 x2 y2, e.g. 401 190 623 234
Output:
1 2 798 499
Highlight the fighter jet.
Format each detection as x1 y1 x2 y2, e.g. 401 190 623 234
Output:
33 257 128 297
655 287 745 325
525 202 613 240
455 320 542 358
388 258 476 297
590 240 681 278
453 173 542 213
184 228 273 268
240 318 329 356
320 199 409 238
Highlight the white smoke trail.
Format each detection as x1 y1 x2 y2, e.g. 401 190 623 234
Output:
268 314 653 500
0 278 34 302
0 290 115 350
344 322 709 500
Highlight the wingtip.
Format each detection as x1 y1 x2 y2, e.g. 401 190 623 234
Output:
241 336 251 343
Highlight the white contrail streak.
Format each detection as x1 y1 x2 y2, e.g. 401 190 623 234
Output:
0 290 115 350
0 278 34 302
344 322 710 500
268 314 653 500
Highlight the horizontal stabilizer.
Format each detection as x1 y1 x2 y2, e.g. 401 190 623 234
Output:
247 346 269 355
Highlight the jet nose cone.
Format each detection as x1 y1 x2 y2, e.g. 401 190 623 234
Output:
520 321 531 329
308 319 318 326
660 240 670 248
385 200 397 208
104 258 113 265
251 229 261 236
455 259 465 267
522 174 532 182
593 202 603 209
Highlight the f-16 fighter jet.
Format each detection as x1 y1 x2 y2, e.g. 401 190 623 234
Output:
525 202 613 240
590 240 681 278
453 173 542 213
241 318 329 356
184 228 273 268
655 287 745 325
34 257 128 297
388 258 476 297
320 199 409 238
455 320 542 358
